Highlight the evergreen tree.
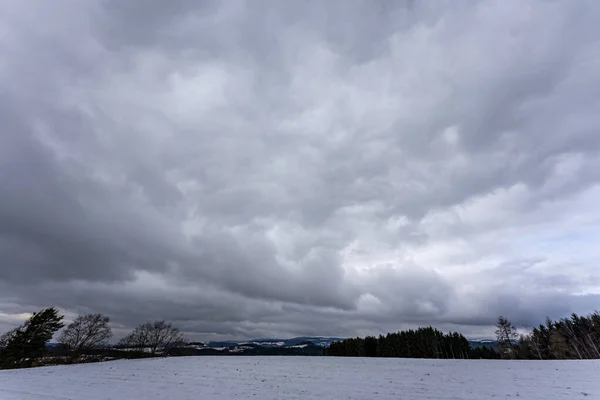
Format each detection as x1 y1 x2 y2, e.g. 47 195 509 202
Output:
516 311 600 360
325 326 480 359
0 328 19 349
364 336 378 357
0 307 64 369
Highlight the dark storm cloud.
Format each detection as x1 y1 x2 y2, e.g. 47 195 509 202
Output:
1 0 600 340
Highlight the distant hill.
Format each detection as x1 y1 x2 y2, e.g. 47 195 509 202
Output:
176 337 342 356
49 337 497 355
468 340 498 349
206 336 344 348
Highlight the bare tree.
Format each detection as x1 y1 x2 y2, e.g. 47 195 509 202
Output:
119 321 184 355
495 316 518 358
59 314 112 357
119 324 150 352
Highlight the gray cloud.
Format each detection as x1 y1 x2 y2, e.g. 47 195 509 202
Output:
1 0 599 340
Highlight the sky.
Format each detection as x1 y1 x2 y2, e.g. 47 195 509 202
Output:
1 0 599 341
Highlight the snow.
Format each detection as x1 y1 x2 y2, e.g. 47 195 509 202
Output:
228 346 252 353
251 341 285 347
1 357 598 399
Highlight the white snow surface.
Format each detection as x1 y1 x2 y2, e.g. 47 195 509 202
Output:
1 356 598 399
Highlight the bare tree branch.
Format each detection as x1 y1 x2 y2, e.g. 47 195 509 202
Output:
59 314 112 355
119 321 184 355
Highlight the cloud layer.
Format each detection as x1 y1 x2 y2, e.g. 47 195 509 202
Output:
1 0 599 340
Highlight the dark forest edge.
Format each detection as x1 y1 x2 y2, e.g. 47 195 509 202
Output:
325 327 500 359
325 312 600 360
1 308 599 369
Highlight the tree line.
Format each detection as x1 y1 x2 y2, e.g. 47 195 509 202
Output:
326 326 500 359
496 312 600 360
0 308 185 369
2 307 599 369
326 312 600 360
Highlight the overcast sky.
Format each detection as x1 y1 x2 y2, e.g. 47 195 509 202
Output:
1 0 599 341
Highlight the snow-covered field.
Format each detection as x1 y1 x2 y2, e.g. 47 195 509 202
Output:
1 356 598 399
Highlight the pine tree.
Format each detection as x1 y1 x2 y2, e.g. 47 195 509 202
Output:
0 308 64 369
364 336 378 357
325 326 478 359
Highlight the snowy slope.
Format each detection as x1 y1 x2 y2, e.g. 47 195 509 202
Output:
1 356 598 399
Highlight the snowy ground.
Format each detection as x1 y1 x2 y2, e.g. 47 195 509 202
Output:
1 356 598 399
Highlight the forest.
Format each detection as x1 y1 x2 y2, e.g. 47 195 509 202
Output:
325 311 600 360
510 312 600 360
325 326 499 359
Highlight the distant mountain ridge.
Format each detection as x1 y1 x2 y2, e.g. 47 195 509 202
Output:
48 337 495 349
467 340 498 349
206 336 345 348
